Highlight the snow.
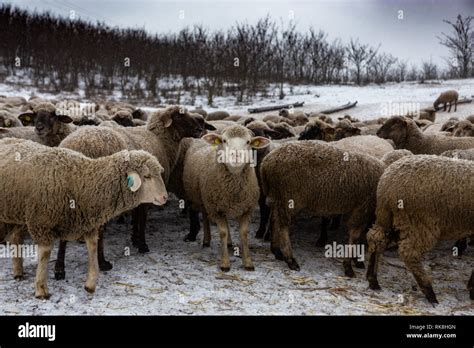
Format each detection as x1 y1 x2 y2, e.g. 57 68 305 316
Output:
0 78 473 315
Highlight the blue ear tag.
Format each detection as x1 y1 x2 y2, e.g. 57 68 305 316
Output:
127 175 134 188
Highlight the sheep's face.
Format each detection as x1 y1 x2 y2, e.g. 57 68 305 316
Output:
334 123 361 141
299 122 334 141
203 126 270 173
155 106 215 138
279 109 290 117
128 159 168 206
377 116 408 146
452 121 474 137
112 111 134 127
18 110 72 136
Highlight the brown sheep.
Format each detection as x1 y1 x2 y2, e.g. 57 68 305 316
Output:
206 111 230 121
433 90 459 112
377 116 474 154
451 120 474 137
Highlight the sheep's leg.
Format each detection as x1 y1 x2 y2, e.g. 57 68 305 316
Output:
131 204 149 253
255 193 270 239
443 103 447 112
84 233 99 294
468 270 474 300
454 238 467 257
454 100 457 112
279 221 300 271
54 240 67 280
238 213 254 271
399 240 438 304
10 226 24 280
343 225 365 277
35 243 53 299
215 218 231 272
202 212 211 247
316 217 329 247
448 101 452 112
98 225 112 271
226 220 233 249
269 208 283 260
184 208 200 242
366 226 387 290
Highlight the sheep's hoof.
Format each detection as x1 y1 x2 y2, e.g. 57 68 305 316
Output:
244 265 255 271
315 237 327 248
220 266 230 272
84 285 96 294
137 244 150 253
343 263 355 278
423 286 439 305
184 233 197 242
255 229 265 239
368 279 381 290
14 275 24 281
353 260 365 269
54 271 66 280
271 248 284 260
286 258 300 271
99 260 113 272
35 293 51 300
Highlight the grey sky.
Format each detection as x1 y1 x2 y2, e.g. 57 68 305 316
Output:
7 0 474 68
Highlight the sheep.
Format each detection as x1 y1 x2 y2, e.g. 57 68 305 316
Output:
262 115 287 124
0 102 75 147
298 119 335 141
190 108 207 118
246 120 279 139
53 126 130 279
261 141 384 275
419 107 436 122
365 155 473 304
433 90 459 112
338 114 360 123
207 120 237 133
182 125 270 271
112 110 135 127
441 148 474 161
271 122 297 139
100 106 216 252
414 119 432 130
467 115 474 124
0 110 22 128
0 138 168 299
278 109 309 126
377 116 474 154
334 119 362 140
380 149 413 166
131 108 148 121
331 135 394 160
308 113 334 124
2 96 27 107
451 120 474 137
206 111 230 121
440 117 459 132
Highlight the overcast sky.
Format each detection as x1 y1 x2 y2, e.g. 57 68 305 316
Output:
7 0 474 68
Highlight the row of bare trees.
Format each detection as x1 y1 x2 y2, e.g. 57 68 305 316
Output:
0 4 472 103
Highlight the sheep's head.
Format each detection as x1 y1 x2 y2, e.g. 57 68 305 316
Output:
246 121 279 139
452 121 474 137
0 112 21 128
290 114 309 126
112 110 134 127
148 105 215 139
334 120 361 140
279 109 290 117
125 150 168 206
376 116 410 147
18 103 72 137
203 125 270 173
441 117 459 132
298 120 333 141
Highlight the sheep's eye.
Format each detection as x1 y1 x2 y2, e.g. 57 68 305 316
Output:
246 140 250 144
223 139 227 143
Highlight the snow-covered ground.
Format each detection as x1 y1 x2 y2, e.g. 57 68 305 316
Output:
0 78 473 315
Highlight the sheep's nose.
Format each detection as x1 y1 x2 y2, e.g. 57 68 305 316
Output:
36 125 44 131
161 194 168 203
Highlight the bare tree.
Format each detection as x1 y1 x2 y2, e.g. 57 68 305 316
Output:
346 39 378 85
438 15 473 78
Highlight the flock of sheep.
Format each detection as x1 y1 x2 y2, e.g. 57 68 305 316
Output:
0 88 472 306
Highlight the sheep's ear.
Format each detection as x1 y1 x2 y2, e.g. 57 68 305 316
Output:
18 112 36 126
57 115 73 124
202 133 222 145
127 171 142 192
204 122 216 130
250 136 271 149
